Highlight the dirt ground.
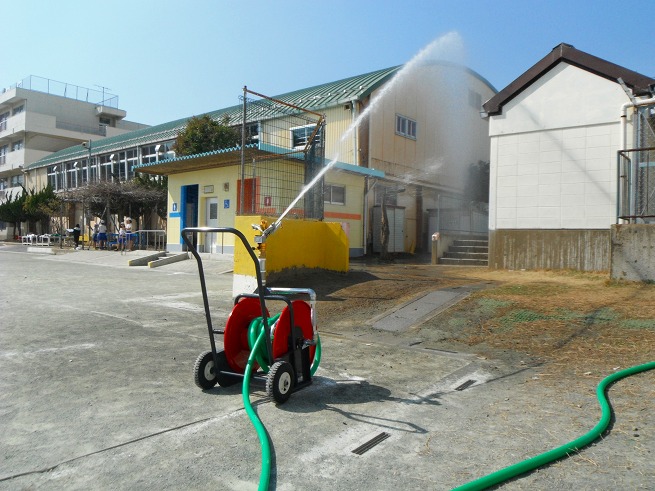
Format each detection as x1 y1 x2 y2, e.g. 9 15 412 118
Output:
276 255 655 427
287 256 655 377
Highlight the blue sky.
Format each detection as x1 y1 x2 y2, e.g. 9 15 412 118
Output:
4 0 652 126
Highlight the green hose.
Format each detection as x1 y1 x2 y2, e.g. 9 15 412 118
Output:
242 328 271 491
453 360 655 491
248 313 281 373
242 315 322 491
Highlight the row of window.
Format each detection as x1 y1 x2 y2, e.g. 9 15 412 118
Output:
0 140 23 155
0 174 24 190
46 141 175 190
0 105 24 132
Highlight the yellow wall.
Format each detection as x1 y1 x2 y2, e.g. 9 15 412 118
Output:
324 169 365 250
234 215 349 279
168 166 240 250
166 160 367 255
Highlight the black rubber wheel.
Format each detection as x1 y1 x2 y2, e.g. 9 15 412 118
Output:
266 361 294 404
193 351 218 389
214 350 239 388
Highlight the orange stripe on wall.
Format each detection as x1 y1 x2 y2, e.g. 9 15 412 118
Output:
325 211 361 220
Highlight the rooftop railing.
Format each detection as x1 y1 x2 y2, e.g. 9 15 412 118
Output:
3 75 119 108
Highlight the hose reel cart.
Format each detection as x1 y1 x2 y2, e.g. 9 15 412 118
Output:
181 226 320 404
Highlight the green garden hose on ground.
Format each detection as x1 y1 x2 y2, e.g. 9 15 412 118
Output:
242 316 322 491
453 360 655 491
242 328 271 491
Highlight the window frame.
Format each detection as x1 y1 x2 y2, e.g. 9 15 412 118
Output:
395 114 417 140
324 183 346 205
290 124 322 150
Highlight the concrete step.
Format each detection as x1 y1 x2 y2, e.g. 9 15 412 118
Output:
439 257 489 266
453 239 488 247
443 251 489 260
448 245 489 253
148 252 189 268
128 251 167 266
440 238 489 266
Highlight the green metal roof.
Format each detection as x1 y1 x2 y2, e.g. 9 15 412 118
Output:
28 63 495 171
27 66 401 170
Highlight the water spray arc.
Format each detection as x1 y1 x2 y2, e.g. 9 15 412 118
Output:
268 31 467 236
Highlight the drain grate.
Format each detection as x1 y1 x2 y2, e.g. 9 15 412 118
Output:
352 432 391 455
454 379 476 391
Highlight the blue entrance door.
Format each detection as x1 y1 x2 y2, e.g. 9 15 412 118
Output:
180 184 199 250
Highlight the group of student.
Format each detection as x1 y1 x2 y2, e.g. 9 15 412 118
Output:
90 217 135 251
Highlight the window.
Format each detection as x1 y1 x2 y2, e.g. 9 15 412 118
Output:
395 114 417 139
12 105 24 115
12 140 23 151
0 145 7 164
47 165 62 190
10 174 24 187
141 141 174 164
324 184 345 205
66 162 79 188
291 124 322 149
0 112 8 132
98 154 115 180
115 149 138 180
244 122 259 144
0 177 7 190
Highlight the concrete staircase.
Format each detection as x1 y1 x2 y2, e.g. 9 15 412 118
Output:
439 238 489 266
128 251 189 268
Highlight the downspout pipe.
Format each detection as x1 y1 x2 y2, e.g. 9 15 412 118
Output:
351 99 359 166
620 95 655 220
363 177 378 256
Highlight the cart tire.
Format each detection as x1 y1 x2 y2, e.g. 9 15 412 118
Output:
214 350 239 388
193 351 218 390
266 361 294 404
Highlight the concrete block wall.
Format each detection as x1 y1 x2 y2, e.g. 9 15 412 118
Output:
488 228 610 271
611 224 655 281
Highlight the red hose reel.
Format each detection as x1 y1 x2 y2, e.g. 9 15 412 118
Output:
223 297 316 374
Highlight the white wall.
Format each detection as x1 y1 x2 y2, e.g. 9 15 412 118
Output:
489 63 629 231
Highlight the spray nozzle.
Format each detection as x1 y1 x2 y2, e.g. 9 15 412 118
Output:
261 221 280 240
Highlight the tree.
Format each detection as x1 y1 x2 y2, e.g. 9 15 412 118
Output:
173 114 240 156
0 189 27 238
23 185 60 233
70 176 167 231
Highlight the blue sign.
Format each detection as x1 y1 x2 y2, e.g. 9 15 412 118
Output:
224 199 230 209
172 202 178 212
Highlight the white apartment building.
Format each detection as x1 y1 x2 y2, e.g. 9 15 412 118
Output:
0 75 148 239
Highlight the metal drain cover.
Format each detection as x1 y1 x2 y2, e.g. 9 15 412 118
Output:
352 432 391 455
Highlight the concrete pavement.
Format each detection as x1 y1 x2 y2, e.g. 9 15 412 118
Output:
1 243 649 490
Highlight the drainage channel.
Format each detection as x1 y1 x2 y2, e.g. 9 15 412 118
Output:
352 432 391 455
